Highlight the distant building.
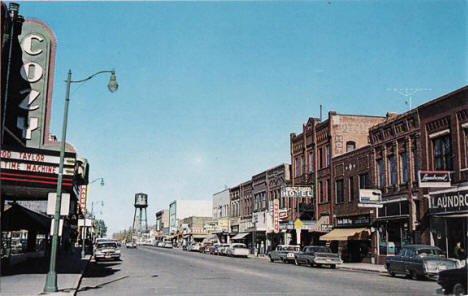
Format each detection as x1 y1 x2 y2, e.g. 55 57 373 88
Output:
168 200 212 234
212 188 230 243
155 209 169 236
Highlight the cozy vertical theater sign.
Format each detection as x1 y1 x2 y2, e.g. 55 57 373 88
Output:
1 17 84 202
3 18 58 149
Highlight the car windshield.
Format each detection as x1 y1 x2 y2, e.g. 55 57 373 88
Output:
97 243 117 248
233 244 246 249
416 248 442 256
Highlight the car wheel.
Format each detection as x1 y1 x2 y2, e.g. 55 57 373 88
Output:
269 256 274 262
386 265 395 277
330 264 336 269
453 283 466 296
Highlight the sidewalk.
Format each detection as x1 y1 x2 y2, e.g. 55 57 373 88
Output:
247 254 387 273
0 247 91 296
338 262 387 273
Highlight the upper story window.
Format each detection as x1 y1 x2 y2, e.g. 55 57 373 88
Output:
412 145 419 180
262 192 266 209
301 155 305 175
346 141 356 152
319 148 324 169
349 176 354 202
327 179 331 202
377 159 385 188
388 155 396 186
464 128 468 168
309 150 314 172
336 179 344 204
359 173 369 189
400 151 408 184
295 157 299 177
326 145 330 167
433 134 452 170
319 181 324 203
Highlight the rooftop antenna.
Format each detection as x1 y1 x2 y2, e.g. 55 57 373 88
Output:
387 88 431 110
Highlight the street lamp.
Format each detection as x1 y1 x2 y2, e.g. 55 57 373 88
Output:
44 69 118 293
89 177 105 186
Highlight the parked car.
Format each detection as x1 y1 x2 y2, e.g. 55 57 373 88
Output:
436 264 467 295
182 242 191 251
95 241 121 261
218 244 231 256
190 243 201 252
268 245 301 263
163 241 173 248
226 243 250 257
294 246 342 268
385 245 460 280
125 240 137 248
200 242 213 253
209 243 221 255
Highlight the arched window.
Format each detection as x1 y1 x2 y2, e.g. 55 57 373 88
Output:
346 141 356 152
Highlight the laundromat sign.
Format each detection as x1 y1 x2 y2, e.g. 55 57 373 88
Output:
429 189 468 214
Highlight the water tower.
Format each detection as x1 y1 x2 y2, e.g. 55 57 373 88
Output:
132 193 148 236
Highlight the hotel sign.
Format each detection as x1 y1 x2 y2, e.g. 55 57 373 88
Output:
281 186 314 198
418 171 451 188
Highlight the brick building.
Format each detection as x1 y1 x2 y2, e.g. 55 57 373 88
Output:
418 86 468 258
368 109 422 262
290 112 385 245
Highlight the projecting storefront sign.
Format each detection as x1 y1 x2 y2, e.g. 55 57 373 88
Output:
429 188 468 214
358 189 383 208
281 186 314 198
418 171 451 188
79 185 88 212
274 199 279 233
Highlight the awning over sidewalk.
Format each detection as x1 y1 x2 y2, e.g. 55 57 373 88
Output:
319 228 370 241
2 203 51 233
231 232 249 240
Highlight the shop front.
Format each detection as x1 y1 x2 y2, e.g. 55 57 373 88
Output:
428 186 468 259
373 195 414 263
321 214 372 263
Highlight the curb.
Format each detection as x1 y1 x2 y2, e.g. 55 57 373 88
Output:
338 266 387 274
72 255 92 296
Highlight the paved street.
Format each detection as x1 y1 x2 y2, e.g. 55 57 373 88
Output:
77 246 439 296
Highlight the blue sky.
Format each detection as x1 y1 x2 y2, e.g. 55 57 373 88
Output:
15 0 467 236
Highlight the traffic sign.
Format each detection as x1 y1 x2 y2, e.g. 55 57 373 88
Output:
294 218 303 229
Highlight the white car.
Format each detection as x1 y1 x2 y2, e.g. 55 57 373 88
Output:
95 241 121 261
125 241 137 248
226 243 249 258
190 243 201 252
164 242 173 248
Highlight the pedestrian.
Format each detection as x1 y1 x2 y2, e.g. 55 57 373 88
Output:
454 241 465 260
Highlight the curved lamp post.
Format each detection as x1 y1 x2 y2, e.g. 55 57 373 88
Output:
89 177 105 186
44 70 118 293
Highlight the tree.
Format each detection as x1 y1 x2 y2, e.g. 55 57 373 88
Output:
94 219 107 238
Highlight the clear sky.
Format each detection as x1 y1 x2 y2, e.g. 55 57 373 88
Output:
14 0 467 236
